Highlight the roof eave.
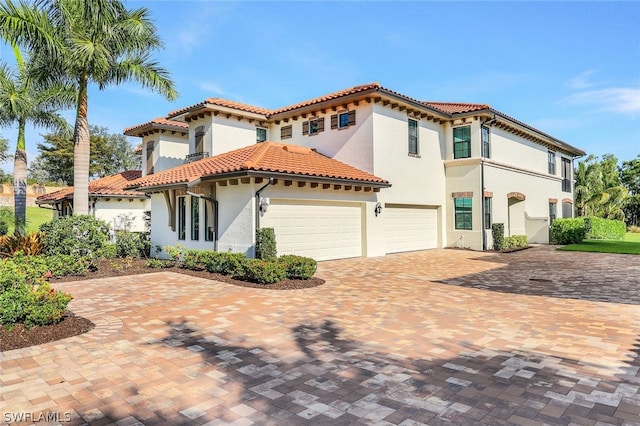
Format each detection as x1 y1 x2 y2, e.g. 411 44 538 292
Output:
196 170 391 188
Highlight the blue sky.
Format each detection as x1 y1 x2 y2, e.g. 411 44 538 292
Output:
1 1 639 173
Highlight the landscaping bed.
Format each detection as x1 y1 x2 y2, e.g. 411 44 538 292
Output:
0 312 94 351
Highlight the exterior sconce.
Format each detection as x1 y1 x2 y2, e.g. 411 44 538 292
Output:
259 197 270 213
374 202 382 217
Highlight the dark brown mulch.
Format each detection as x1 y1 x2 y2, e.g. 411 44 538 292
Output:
0 312 95 352
54 258 326 290
2 258 324 352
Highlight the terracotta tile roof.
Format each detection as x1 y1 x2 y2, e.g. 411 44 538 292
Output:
127 142 389 190
422 102 490 114
36 171 146 203
168 98 271 118
272 83 382 115
123 117 188 135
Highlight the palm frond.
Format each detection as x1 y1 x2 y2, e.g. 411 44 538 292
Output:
106 54 178 100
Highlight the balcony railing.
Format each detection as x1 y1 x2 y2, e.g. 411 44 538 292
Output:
184 151 210 164
562 178 572 193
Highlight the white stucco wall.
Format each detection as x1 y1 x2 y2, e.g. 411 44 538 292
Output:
270 104 375 174
372 104 448 249
92 198 149 233
141 133 189 176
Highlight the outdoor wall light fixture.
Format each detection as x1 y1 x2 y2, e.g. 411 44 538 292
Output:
374 202 383 217
259 197 270 213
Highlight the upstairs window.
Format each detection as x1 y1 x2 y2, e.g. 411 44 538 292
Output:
454 197 473 230
561 158 572 192
482 126 490 158
281 125 292 140
256 127 267 143
303 117 325 135
331 110 356 129
408 119 419 155
146 140 154 175
453 126 471 159
548 151 556 175
194 126 204 153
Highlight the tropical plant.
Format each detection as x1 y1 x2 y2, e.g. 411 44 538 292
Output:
0 0 177 216
574 154 628 221
620 155 640 226
0 44 73 235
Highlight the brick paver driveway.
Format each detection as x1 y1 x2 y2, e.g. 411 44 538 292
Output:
1 246 639 425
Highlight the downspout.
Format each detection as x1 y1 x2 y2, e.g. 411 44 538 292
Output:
481 115 497 251
186 190 219 251
255 178 274 231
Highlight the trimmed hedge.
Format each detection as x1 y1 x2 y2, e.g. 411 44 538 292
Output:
164 247 317 284
503 235 528 250
278 255 317 279
550 218 586 244
243 259 286 284
256 228 277 261
584 216 626 240
492 223 505 251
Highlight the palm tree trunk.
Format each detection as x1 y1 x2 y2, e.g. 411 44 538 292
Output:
13 118 27 236
73 75 90 215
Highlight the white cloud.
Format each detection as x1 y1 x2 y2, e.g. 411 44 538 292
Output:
566 70 598 90
561 87 640 116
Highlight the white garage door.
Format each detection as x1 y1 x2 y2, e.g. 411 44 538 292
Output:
385 205 438 253
261 199 363 261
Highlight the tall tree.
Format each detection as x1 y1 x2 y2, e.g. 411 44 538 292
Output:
0 44 72 235
0 0 177 215
574 154 628 221
620 155 640 226
30 125 140 185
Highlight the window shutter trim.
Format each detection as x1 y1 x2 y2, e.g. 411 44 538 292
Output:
331 114 338 129
348 110 356 126
302 121 309 135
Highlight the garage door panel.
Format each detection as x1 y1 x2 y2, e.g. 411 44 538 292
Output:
385 206 438 253
262 200 362 261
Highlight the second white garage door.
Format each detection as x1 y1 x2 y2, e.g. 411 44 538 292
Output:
261 199 363 261
385 205 438 253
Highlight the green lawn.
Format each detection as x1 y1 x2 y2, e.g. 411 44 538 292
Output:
558 232 640 255
5 206 54 235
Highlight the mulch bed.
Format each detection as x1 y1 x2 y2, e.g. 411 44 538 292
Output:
1 258 325 352
0 312 94 352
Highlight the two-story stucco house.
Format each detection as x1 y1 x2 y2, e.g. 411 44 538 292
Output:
123 82 585 261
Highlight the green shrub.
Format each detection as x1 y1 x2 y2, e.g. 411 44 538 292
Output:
23 282 72 327
550 218 586 244
44 255 91 277
164 244 185 262
0 283 28 325
145 258 175 269
503 235 528 250
256 228 277 261
182 250 246 276
202 251 245 275
40 215 109 258
98 243 118 259
0 266 72 328
0 220 8 236
278 255 317 279
183 249 205 270
116 231 147 258
584 216 626 240
492 223 505 251
243 259 286 284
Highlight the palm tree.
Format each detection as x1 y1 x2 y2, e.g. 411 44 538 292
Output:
0 44 73 235
0 0 177 215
